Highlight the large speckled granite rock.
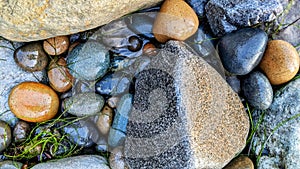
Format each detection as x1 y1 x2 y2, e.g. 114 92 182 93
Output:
0 39 46 126
0 0 162 42
31 155 109 169
253 79 300 169
124 41 249 169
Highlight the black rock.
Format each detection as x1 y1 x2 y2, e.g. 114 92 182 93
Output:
217 28 268 75
95 73 131 96
242 71 273 110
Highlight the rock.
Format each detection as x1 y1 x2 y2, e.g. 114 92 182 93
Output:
223 156 254 169
107 96 120 109
0 121 11 152
14 42 48 72
0 39 46 126
110 57 136 72
217 28 268 75
96 106 114 135
31 155 110 169
0 160 23 169
43 36 70 55
95 135 108 152
109 94 133 148
48 57 73 93
205 0 283 36
95 72 131 96
241 71 273 110
128 36 143 52
124 41 249 169
8 82 59 123
0 0 163 42
187 27 225 77
186 0 209 18
62 120 99 147
226 76 241 93
126 13 156 39
64 93 104 117
13 120 30 142
67 41 110 81
143 43 158 56
109 146 126 169
253 78 300 169
152 0 199 43
259 40 299 85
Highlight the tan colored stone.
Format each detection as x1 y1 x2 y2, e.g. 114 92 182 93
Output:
259 40 299 85
224 156 254 169
96 105 114 135
0 0 163 42
153 0 199 43
43 36 70 55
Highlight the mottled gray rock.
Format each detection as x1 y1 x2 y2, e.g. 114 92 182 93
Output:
125 41 249 169
253 78 300 169
31 155 109 169
0 39 46 126
0 0 163 42
205 0 283 36
0 160 23 169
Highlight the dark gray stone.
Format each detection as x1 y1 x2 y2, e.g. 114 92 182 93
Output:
95 72 131 96
64 93 104 117
31 155 110 169
186 0 209 18
126 13 156 39
242 71 273 110
226 75 241 93
205 0 283 36
217 28 268 75
62 120 99 148
0 39 46 127
13 121 30 143
253 78 300 169
0 121 11 152
0 160 23 169
67 41 110 81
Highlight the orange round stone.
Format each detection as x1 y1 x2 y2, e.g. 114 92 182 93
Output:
8 82 59 122
43 36 70 55
48 57 74 93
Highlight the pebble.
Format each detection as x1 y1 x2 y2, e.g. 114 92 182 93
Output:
110 56 136 72
128 36 142 52
226 75 241 93
0 121 11 152
13 120 30 143
95 72 131 96
14 42 49 72
48 57 74 93
152 0 199 43
67 41 110 81
96 105 113 135
107 96 120 109
125 13 156 39
8 82 59 122
0 160 23 169
217 28 268 75
64 93 104 117
109 146 126 169
43 36 70 55
241 71 273 110
95 136 108 152
143 43 157 56
62 120 99 148
259 40 300 85
223 156 254 169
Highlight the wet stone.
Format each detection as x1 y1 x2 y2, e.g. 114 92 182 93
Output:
242 71 273 110
107 96 120 109
110 56 136 72
43 36 70 55
226 75 241 93
224 156 254 169
217 28 268 75
0 121 11 152
67 41 110 81
186 0 209 18
95 72 131 96
128 36 142 52
109 146 126 169
13 120 30 143
14 42 48 72
125 13 156 39
64 93 105 117
95 135 108 153
0 160 23 169
96 105 114 135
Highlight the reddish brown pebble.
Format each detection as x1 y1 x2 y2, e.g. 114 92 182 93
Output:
143 43 157 56
43 36 70 55
259 40 300 85
48 57 74 92
8 82 59 123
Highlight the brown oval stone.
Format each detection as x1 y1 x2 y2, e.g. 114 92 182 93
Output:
43 36 70 55
143 43 158 56
48 57 74 93
259 40 300 85
224 156 254 169
96 105 113 135
8 82 59 123
152 0 199 43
